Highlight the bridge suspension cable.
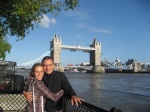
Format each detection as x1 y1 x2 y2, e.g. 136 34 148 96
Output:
20 48 54 66
101 52 114 67
21 51 49 66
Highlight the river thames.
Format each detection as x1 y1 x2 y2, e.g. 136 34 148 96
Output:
19 72 150 112
65 72 150 112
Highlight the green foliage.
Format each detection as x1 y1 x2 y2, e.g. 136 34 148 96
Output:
0 35 11 60
0 0 79 60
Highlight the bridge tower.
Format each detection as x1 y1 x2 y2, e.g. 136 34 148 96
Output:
90 38 105 73
50 34 64 72
90 38 101 66
50 34 62 65
132 59 139 73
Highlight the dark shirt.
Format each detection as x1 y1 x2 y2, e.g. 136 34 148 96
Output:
42 71 76 112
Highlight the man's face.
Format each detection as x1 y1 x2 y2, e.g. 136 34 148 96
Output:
42 59 55 74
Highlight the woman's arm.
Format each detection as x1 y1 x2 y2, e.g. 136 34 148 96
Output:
34 81 64 101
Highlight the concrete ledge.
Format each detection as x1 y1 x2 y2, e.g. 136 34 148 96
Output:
54 66 64 72
92 66 105 73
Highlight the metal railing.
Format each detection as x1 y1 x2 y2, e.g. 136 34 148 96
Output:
62 96 122 112
0 91 122 112
0 91 26 112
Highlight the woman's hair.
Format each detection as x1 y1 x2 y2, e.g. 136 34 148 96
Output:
24 63 43 85
29 63 43 77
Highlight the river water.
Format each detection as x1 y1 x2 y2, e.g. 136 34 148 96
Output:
19 72 150 112
65 72 150 112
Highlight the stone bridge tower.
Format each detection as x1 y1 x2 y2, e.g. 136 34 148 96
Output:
90 38 105 73
50 34 64 72
90 38 101 66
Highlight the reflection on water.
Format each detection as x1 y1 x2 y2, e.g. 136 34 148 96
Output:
65 72 150 112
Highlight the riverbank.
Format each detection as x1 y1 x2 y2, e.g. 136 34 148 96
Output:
87 67 150 74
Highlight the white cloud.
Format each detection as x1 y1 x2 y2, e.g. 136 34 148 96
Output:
64 10 90 20
39 15 56 28
76 34 83 38
90 29 111 33
75 23 111 34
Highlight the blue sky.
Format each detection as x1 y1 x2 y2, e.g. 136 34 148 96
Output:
6 0 150 66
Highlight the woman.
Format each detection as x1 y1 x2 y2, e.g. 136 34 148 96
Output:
24 63 64 112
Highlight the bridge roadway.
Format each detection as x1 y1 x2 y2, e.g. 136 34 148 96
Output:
64 66 93 70
15 65 93 71
16 65 134 70
16 65 139 73
61 45 95 52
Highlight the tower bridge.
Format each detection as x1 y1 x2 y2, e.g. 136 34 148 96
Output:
50 34 101 67
50 34 104 73
19 33 143 73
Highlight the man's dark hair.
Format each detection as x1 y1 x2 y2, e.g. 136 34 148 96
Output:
42 56 54 64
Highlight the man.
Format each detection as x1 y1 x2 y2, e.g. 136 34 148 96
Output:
23 56 84 112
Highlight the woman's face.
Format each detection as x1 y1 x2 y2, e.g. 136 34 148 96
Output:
34 66 44 80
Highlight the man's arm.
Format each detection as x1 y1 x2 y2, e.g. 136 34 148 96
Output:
23 90 33 102
61 73 76 97
61 73 84 106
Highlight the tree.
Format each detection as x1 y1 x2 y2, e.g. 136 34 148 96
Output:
0 36 11 60
0 0 79 60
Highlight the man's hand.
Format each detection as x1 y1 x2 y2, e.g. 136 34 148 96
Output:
71 96 84 106
23 91 33 103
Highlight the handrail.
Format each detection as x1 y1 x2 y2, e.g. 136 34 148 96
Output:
62 96 122 112
0 90 23 94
